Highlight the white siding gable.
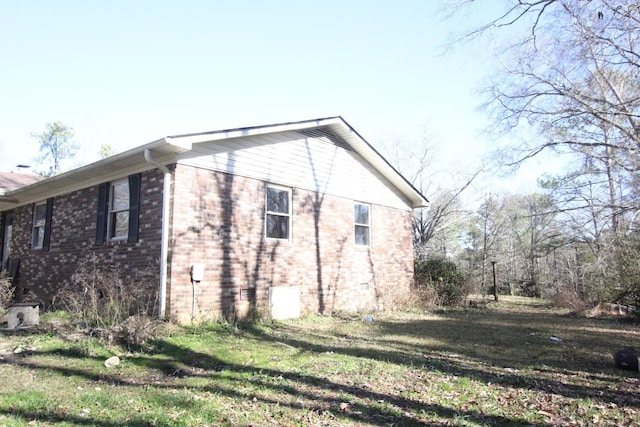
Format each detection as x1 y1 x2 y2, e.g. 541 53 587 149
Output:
176 128 412 210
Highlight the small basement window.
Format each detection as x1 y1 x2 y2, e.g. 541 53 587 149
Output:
240 288 256 301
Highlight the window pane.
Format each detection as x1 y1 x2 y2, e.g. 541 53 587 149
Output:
34 204 47 226
267 188 288 214
112 181 130 211
111 211 129 238
355 225 370 246
354 204 369 225
266 214 289 239
32 226 44 248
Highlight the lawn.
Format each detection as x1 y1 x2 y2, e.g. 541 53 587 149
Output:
1 296 639 426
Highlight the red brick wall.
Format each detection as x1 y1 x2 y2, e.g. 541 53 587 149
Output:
168 164 414 322
2 164 414 321
4 169 164 306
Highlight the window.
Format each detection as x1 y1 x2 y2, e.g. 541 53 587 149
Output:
354 203 370 246
1 211 13 271
32 199 53 250
32 202 47 248
109 180 130 240
265 186 290 239
96 173 141 245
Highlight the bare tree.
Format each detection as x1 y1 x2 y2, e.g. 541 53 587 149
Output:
463 191 566 298
32 121 78 176
447 2 639 175
99 143 116 159
446 0 640 305
464 193 511 294
378 131 483 258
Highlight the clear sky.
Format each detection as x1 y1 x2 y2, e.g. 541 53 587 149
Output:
0 1 541 195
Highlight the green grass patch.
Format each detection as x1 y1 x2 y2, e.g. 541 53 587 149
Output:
1 296 639 425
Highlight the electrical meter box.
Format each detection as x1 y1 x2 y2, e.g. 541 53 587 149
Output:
191 264 205 282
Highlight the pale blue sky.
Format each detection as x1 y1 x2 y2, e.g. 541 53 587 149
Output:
1 1 539 194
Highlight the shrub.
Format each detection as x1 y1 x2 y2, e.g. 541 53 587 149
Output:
414 257 471 307
374 277 417 311
611 236 640 316
0 275 14 314
550 289 588 312
113 315 161 349
53 254 158 330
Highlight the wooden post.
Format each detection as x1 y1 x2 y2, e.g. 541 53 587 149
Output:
491 261 498 302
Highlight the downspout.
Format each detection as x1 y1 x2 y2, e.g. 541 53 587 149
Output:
144 148 171 319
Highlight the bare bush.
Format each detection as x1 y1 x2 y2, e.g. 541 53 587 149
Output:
0 276 15 314
550 289 588 313
113 315 160 348
53 254 157 329
375 282 414 312
412 285 441 309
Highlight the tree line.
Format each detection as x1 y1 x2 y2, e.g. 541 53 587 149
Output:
408 1 640 309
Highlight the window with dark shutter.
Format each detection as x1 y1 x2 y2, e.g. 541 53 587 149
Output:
95 182 109 245
127 173 141 243
42 198 53 251
96 174 142 244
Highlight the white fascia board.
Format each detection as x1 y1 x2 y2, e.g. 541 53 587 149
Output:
0 138 190 211
328 121 429 209
167 117 344 146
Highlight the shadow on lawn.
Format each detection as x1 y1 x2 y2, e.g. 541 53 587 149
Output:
136 340 547 426
0 410 160 427
238 307 640 409
2 305 638 426
2 336 551 426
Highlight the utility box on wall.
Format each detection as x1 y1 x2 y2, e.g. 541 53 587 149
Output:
7 303 39 329
191 264 205 282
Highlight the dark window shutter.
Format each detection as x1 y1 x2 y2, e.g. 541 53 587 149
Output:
0 212 6 266
96 183 109 245
42 197 54 251
128 173 141 243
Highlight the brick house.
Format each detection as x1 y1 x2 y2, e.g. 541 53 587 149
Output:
0 117 428 323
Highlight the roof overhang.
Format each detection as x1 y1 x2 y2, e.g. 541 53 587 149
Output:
0 116 428 212
0 137 191 211
167 116 429 209
325 117 429 209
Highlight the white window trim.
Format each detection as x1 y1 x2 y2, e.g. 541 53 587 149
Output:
265 184 292 241
32 201 47 249
354 202 371 247
108 179 130 241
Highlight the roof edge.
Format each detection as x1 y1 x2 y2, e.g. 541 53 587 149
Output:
1 116 428 211
168 116 428 208
332 117 429 208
